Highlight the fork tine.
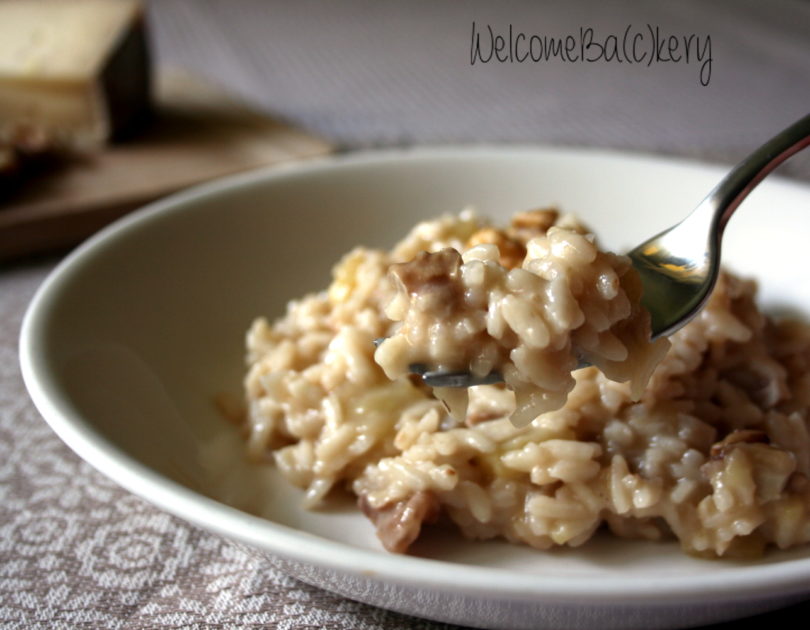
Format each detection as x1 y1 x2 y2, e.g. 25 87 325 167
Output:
414 358 590 387
420 369 504 388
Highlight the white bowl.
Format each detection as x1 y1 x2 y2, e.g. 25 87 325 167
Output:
20 147 810 630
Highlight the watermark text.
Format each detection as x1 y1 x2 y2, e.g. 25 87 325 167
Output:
471 23 713 86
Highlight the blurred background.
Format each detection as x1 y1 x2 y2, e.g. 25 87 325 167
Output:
2 0 809 260
148 0 809 167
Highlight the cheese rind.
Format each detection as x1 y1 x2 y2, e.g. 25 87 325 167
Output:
0 0 152 153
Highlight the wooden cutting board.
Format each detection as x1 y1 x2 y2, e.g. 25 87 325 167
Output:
0 71 333 261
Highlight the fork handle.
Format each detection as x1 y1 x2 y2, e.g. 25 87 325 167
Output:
702 113 810 234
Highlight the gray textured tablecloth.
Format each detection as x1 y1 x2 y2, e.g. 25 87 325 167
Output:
2 1 810 628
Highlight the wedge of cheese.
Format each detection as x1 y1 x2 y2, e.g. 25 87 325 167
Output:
0 0 151 153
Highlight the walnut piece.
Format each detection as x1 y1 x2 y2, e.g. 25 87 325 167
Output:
358 491 440 553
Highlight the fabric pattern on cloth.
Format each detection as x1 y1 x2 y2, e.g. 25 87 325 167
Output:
0 262 459 629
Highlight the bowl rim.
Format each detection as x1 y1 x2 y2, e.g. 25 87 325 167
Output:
18 145 810 605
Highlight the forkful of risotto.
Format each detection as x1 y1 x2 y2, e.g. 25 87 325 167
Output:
374 113 810 426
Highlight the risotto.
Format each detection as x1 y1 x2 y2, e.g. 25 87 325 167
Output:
374 212 670 427
243 209 810 556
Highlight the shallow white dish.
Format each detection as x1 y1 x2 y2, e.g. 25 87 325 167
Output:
20 147 810 630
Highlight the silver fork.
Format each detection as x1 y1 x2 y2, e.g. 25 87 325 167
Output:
397 113 810 388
